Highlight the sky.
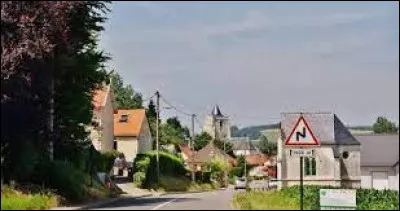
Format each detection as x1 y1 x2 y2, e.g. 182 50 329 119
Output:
99 1 399 129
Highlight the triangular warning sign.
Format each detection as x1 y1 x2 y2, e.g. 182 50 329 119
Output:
285 116 320 146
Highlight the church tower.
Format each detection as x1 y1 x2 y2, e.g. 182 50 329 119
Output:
203 105 231 140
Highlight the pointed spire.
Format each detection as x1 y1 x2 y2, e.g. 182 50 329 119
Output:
211 105 223 117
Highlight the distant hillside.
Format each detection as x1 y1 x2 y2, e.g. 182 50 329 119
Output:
347 126 373 131
231 124 373 140
231 123 280 140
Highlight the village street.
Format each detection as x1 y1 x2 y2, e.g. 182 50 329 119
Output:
88 187 236 210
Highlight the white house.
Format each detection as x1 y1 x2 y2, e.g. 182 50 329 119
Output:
113 109 153 166
356 134 399 191
277 112 361 189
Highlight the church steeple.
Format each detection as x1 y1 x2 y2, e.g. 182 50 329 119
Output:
211 105 223 117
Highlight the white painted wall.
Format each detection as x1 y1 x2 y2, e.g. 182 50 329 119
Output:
234 150 257 156
114 136 138 163
361 166 398 190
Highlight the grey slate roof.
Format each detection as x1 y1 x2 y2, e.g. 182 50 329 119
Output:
280 112 360 146
355 134 399 167
229 137 259 152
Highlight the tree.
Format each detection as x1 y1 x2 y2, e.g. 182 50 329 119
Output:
193 132 213 150
192 132 234 156
205 157 231 187
214 139 234 157
146 100 157 121
1 1 111 183
160 117 188 146
146 99 158 147
110 71 143 109
229 155 246 178
257 135 277 154
373 116 398 134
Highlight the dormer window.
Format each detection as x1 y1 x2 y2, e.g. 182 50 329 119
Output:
120 114 128 123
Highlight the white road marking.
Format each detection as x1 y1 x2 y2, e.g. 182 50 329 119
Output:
151 198 178 210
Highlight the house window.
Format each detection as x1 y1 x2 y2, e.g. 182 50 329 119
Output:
304 157 316 176
220 121 223 128
119 114 128 123
342 151 349 159
113 141 118 150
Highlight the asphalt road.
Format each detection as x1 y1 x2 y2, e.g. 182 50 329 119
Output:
88 187 236 210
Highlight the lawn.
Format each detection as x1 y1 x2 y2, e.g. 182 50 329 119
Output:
233 191 302 210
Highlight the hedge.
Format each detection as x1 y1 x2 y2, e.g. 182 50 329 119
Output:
132 151 186 189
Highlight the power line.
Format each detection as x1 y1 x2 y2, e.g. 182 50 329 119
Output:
142 92 157 102
159 94 192 117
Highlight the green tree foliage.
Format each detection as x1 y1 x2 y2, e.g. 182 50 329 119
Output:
193 132 234 156
132 151 186 189
110 71 143 109
193 132 213 150
373 116 398 134
1 1 111 185
160 117 189 146
230 155 246 178
257 135 277 154
205 157 230 187
146 100 158 149
214 139 235 157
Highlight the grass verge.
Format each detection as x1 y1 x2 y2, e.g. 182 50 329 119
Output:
1 186 59 210
233 186 400 210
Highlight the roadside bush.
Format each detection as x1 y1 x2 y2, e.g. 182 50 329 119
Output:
132 151 186 189
205 157 230 187
132 172 146 188
96 150 122 173
31 160 87 202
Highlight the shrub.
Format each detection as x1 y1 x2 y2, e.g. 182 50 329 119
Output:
132 172 146 188
132 151 186 189
205 157 230 187
31 160 87 202
96 150 122 173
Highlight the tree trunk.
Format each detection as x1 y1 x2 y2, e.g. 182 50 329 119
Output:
48 74 54 161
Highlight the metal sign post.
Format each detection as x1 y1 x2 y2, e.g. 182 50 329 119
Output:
300 155 304 210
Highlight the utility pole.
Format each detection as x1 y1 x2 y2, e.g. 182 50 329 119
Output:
244 135 248 188
155 91 160 185
191 114 195 182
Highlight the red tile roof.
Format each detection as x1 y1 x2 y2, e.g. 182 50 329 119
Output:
114 109 146 137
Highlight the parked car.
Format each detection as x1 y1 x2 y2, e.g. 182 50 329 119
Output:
234 177 247 190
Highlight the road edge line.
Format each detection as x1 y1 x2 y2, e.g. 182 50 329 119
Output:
150 198 178 210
